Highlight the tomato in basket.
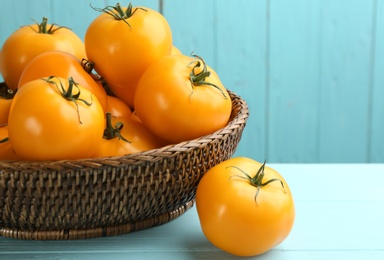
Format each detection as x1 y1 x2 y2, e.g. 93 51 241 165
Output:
134 54 232 144
0 17 86 91
8 76 105 161
85 2 173 108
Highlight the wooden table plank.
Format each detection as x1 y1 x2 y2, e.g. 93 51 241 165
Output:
1 164 384 259
272 163 384 201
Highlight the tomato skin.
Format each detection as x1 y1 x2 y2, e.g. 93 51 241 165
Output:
0 126 18 160
0 19 86 90
196 157 295 257
105 95 132 119
91 117 161 158
18 51 108 111
85 4 172 108
8 77 105 161
0 98 12 125
134 55 232 144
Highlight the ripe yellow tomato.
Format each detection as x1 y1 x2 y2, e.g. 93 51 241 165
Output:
0 17 86 90
85 3 172 108
196 157 295 257
8 77 104 160
134 54 232 144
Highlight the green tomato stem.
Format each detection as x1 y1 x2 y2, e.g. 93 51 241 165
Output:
44 76 92 124
103 112 131 143
29 17 70 34
81 59 95 74
90 3 147 29
188 54 228 99
227 160 286 205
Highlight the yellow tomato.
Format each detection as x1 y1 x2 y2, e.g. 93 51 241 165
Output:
134 54 232 144
8 77 104 160
0 17 86 90
85 3 172 108
196 157 295 257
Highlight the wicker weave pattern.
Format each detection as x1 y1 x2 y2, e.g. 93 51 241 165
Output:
0 91 249 240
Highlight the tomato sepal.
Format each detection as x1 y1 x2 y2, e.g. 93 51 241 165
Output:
90 3 147 29
227 160 286 205
44 76 93 124
29 17 70 34
189 54 228 100
103 112 131 143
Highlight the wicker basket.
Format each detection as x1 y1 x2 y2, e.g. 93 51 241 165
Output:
0 90 249 240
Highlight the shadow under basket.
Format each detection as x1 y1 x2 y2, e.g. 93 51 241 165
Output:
0 90 249 240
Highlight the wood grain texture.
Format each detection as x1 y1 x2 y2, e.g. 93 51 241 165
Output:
214 0 269 163
162 0 217 65
267 0 321 162
316 0 376 163
0 0 383 163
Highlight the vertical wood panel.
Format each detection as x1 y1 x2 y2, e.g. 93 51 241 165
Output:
370 0 384 162
268 0 321 162
162 0 216 67
317 0 374 162
215 0 268 162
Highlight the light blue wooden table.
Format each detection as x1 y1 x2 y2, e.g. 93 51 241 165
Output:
1 163 383 259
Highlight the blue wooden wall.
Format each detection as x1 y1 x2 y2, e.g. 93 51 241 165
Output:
0 0 383 163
